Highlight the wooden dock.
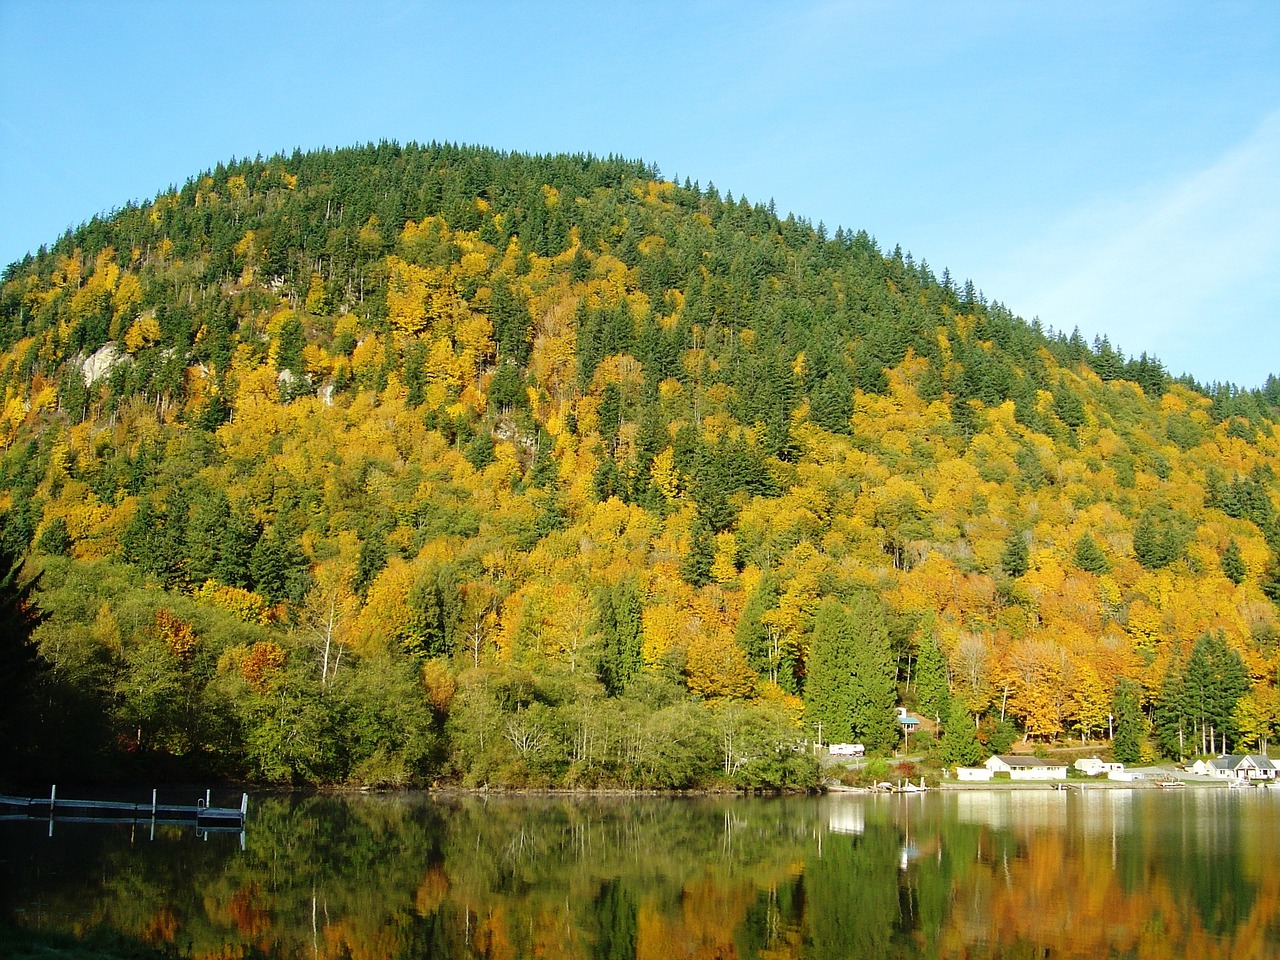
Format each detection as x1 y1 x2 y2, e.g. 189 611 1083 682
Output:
0 786 248 829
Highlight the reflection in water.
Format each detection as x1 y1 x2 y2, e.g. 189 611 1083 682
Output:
3 790 1279 959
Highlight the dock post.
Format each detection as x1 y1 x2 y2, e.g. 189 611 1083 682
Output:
49 784 56 816
240 792 249 821
152 788 157 817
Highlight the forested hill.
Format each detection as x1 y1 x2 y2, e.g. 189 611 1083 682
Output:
2 141 1280 788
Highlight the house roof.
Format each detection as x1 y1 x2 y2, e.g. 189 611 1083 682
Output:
1212 754 1277 771
992 755 1063 768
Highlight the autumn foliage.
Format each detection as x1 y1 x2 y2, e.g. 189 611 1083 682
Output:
3 142 1280 786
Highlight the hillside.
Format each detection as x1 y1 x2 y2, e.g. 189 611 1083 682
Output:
2 142 1279 788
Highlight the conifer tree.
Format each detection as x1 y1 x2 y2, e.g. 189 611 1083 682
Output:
0 539 46 754
804 600 857 744
736 573 782 682
1073 532 1111 574
1112 679 1143 764
913 632 950 724
1000 530 1030 578
940 699 982 767
1221 539 1246 585
595 579 643 696
848 590 899 752
680 518 716 587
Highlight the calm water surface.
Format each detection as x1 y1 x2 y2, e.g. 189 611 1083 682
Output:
3 788 1279 959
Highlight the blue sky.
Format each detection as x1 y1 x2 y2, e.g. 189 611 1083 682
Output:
2 1 1277 387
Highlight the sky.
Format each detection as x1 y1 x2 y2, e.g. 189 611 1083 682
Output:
2 1 1277 387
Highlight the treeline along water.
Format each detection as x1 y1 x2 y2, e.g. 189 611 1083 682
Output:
2 790 1278 958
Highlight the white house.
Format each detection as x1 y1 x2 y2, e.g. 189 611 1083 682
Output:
1074 757 1124 777
828 743 865 757
985 755 1068 781
955 766 993 781
1193 755 1278 781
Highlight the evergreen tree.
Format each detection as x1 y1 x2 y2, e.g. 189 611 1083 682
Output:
1073 532 1111 574
847 590 899 752
735 573 782 684
1133 505 1188 569
1000 530 1029 578
680 518 716 588
1112 679 1143 764
1221 538 1246 585
913 632 950 724
1184 632 1249 753
804 600 857 744
404 566 462 659
0 539 46 761
35 517 71 556
1157 633 1249 756
987 717 1018 754
1154 660 1191 759
940 699 982 766
595 578 643 696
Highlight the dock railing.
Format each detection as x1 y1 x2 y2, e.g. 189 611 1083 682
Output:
0 785 248 833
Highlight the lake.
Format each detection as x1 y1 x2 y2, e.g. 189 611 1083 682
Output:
2 787 1279 959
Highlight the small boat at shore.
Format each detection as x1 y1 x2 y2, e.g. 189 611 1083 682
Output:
1155 779 1185 788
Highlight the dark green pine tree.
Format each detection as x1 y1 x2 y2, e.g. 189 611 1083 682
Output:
735 573 781 681
595 578 643 696
1133 505 1188 570
680 518 716 588
848 590 899 752
1154 659 1191 758
1000 530 1030 578
1221 538 1246 585
1183 632 1249 753
1111 679 1143 764
913 632 950 724
804 600 858 744
940 699 982 766
35 516 71 556
1073 532 1111 574
404 566 462 659
0 538 47 766
1157 633 1250 756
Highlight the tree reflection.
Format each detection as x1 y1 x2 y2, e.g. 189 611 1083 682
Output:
2 791 1279 959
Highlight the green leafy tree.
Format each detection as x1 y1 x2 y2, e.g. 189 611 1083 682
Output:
1157 633 1249 756
735 573 783 683
986 716 1018 755
35 517 71 556
403 566 462 660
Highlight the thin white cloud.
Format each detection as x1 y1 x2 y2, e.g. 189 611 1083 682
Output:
993 110 1280 384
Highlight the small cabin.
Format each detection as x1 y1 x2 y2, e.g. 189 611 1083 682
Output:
1074 757 1124 777
896 707 921 733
